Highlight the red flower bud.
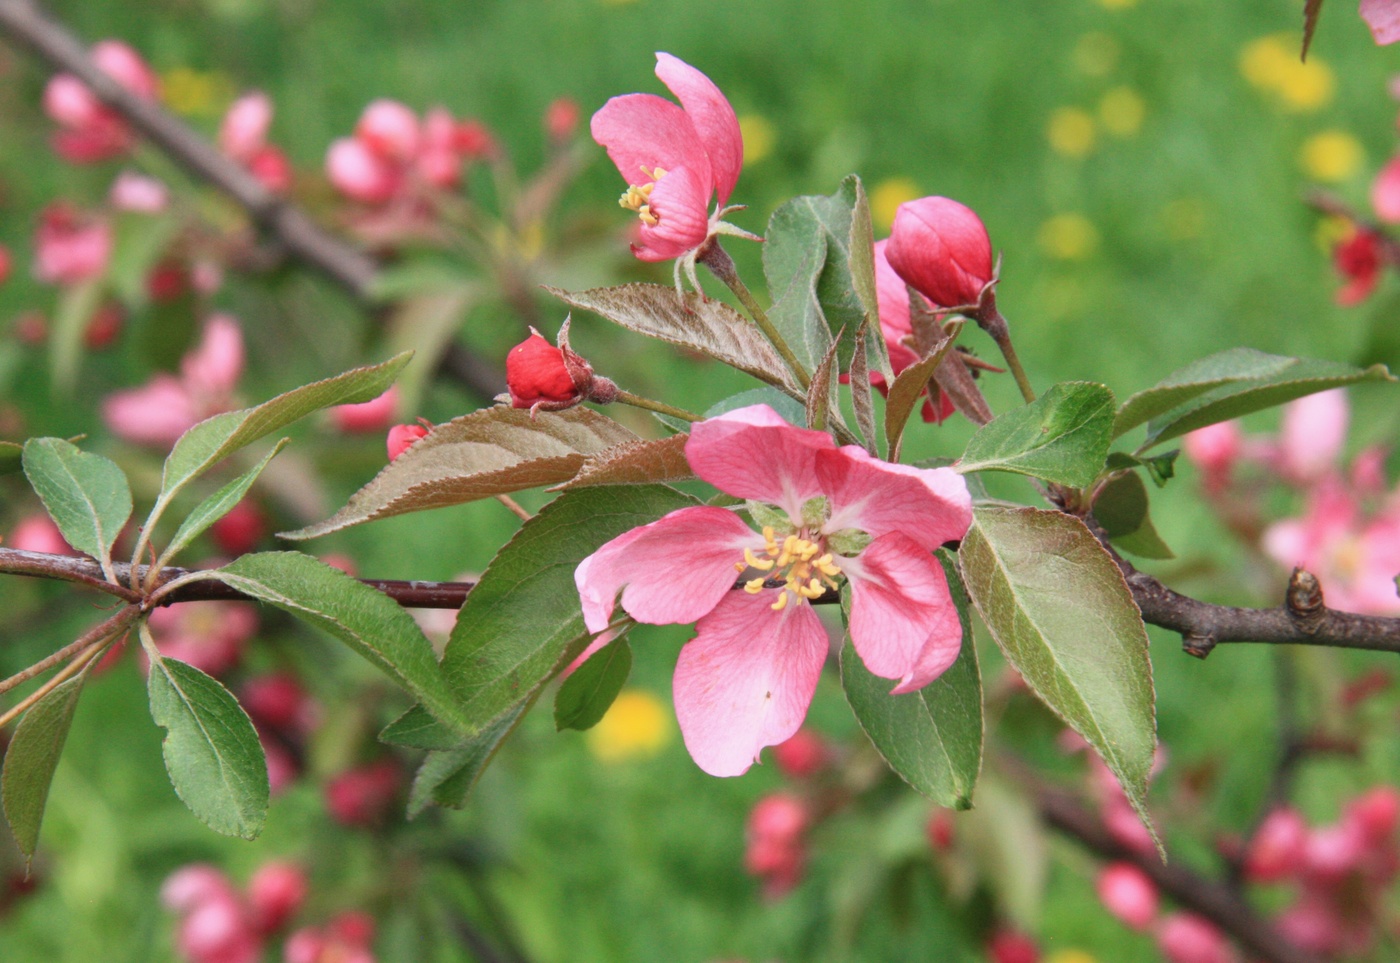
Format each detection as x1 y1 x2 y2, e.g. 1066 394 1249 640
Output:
1334 227 1382 306
986 930 1040 963
505 323 617 415
247 861 307 934
386 423 430 461
772 728 829 778
0 244 10 285
885 196 994 309
211 499 266 556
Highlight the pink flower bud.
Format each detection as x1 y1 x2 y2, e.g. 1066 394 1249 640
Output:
9 514 74 555
83 303 124 350
453 120 498 160
247 146 293 194
1097 862 1159 930
985 930 1040 963
0 244 10 285
1304 822 1367 882
210 499 265 557
422 108 457 153
1333 228 1382 306
220 92 273 163
241 674 313 733
1279 389 1348 484
926 809 955 850
772 728 829 778
247 861 307 934
1374 155 1400 223
161 864 236 913
333 386 400 433
885 197 994 309
328 911 376 946
417 148 461 189
356 99 420 162
147 262 189 303
181 314 245 397
263 736 300 796
110 170 169 212
1244 807 1308 883
325 760 401 827
43 74 103 129
91 40 159 99
1347 786 1400 841
545 97 580 143
386 423 429 461
1102 797 1158 857
34 205 112 285
326 138 401 204
1276 895 1348 955
1182 422 1242 483
177 897 255 960
746 793 809 844
1156 913 1235 963
283 928 327 963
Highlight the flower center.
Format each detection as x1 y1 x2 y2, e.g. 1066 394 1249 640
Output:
735 526 843 612
618 166 667 226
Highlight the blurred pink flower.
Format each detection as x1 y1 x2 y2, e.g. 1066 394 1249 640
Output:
771 728 829 778
247 862 307 934
219 92 292 194
8 514 75 555
145 600 258 677
1373 155 1400 222
284 912 376 963
43 40 158 164
332 386 399 433
162 864 262 963
545 97 580 144
574 404 971 776
1097 862 1159 931
356 99 420 162
1332 227 1382 306
745 793 809 899
0 243 10 285
1277 389 1348 484
1156 913 1237 963
591 52 745 266
325 760 401 827
109 170 169 212
34 205 112 285
1183 421 1243 491
1362 0 1400 45
1244 807 1308 882
326 100 484 209
103 314 245 446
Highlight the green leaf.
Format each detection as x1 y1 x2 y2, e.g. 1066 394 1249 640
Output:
108 211 182 307
1094 472 1175 560
282 407 640 540
384 283 478 414
957 382 1116 486
408 701 528 817
840 553 982 809
2 674 85 859
158 440 288 568
959 774 1048 930
554 637 632 732
158 352 412 506
763 175 892 381
1138 356 1392 451
49 278 104 392
548 284 801 393
704 388 807 426
0 440 21 476
22 438 132 564
212 552 466 731
147 655 268 839
1112 348 1296 438
959 505 1156 824
381 705 466 751
441 485 697 734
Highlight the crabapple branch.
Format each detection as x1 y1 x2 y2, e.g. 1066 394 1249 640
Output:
0 0 504 401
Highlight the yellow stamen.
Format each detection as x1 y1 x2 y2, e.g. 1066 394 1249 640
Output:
744 577 766 595
743 548 775 571
770 591 790 612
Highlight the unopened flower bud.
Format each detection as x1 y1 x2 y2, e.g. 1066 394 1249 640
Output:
885 196 994 310
0 244 10 285
1097 862 1159 930
986 930 1040 963
772 728 828 778
356 99 421 162
1155 913 1235 963
1244 807 1307 882
387 423 430 461
506 324 617 415
545 97 580 144
248 861 307 934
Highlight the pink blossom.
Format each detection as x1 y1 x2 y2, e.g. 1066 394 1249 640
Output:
1332 227 1382 306
1373 156 1400 222
1156 914 1236 963
772 728 829 778
417 108 461 189
247 862 307 933
326 138 401 204
103 314 245 447
241 673 317 734
1346 785 1400 841
220 92 274 164
1183 422 1242 491
109 170 169 212
34 205 112 285
43 40 157 164
574 404 971 776
356 100 420 163
1096 862 1159 930
146 601 258 677
1362 0 1400 44
1277 389 1348 484
745 793 809 898
332 386 400 433
1244 807 1308 882
591 52 744 264
545 97 581 144
8 514 75 555
284 912 376 963
325 760 401 827
162 865 237 914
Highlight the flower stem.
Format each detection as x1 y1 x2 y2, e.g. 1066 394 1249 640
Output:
0 633 111 730
495 494 532 521
981 308 1036 404
613 390 702 423
698 243 811 391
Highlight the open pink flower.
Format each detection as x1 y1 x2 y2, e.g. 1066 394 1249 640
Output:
103 314 244 447
1362 0 1400 45
591 53 752 287
574 404 971 776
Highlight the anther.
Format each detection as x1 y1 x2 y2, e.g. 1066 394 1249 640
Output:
770 591 790 612
744 577 766 595
744 548 775 571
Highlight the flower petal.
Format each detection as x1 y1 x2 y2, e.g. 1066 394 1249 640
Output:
654 53 742 206
843 533 963 693
685 405 836 519
673 592 828 776
818 446 971 549
632 163 712 261
589 92 711 191
574 506 759 633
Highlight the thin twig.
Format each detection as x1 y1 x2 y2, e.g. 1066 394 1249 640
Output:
0 633 110 729
0 605 137 697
